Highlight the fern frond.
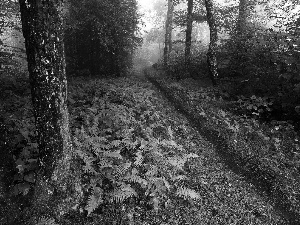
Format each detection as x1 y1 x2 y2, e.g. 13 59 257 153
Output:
176 187 200 200
110 140 122 147
167 126 174 139
103 149 123 159
114 162 132 177
161 177 171 191
109 184 137 203
36 217 58 225
98 158 114 169
73 136 82 148
92 136 107 143
149 177 168 195
83 163 97 174
171 175 187 181
85 187 103 215
82 155 94 166
185 153 199 160
152 196 160 212
123 174 148 186
160 139 184 151
74 147 87 159
134 150 143 166
167 156 186 170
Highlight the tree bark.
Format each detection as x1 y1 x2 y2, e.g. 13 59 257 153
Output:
205 0 218 85
19 0 82 220
236 0 247 37
185 0 194 72
232 0 248 71
163 0 174 67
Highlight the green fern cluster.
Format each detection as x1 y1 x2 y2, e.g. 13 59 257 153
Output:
71 78 201 216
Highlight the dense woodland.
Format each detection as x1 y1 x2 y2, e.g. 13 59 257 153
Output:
0 0 300 224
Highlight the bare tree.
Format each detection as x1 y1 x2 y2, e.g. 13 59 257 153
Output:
205 0 218 85
19 0 81 220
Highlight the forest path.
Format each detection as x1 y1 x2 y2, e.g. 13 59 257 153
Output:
137 67 297 224
0 69 296 224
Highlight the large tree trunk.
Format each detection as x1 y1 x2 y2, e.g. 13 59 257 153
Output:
205 0 218 85
19 0 82 220
185 0 193 72
163 0 174 67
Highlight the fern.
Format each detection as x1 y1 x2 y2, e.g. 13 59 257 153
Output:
151 196 160 213
109 184 137 203
134 149 144 166
146 177 169 197
171 175 188 181
97 158 114 170
71 78 203 216
167 156 187 171
114 162 132 178
145 165 158 177
83 163 97 174
103 149 123 159
36 217 58 225
167 153 199 171
85 187 103 215
185 153 199 159
123 171 148 187
176 187 200 200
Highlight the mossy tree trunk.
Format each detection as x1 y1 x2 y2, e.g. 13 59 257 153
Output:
185 0 193 73
19 0 82 221
205 0 218 85
164 0 174 67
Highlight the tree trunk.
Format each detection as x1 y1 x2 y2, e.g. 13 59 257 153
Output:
236 0 247 37
163 0 174 67
205 0 218 85
19 0 82 221
159 42 161 57
185 0 193 72
232 0 248 71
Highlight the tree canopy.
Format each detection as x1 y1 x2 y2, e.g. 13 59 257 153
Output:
65 0 142 77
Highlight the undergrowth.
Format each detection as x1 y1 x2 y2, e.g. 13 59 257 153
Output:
0 76 202 224
146 69 300 220
69 78 200 217
2 70 298 224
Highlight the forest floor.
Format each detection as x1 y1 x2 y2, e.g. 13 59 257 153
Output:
0 67 299 224
143 67 300 224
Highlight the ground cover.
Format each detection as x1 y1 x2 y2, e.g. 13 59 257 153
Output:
145 67 300 224
0 72 291 224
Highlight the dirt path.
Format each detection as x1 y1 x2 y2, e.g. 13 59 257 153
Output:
136 68 294 224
